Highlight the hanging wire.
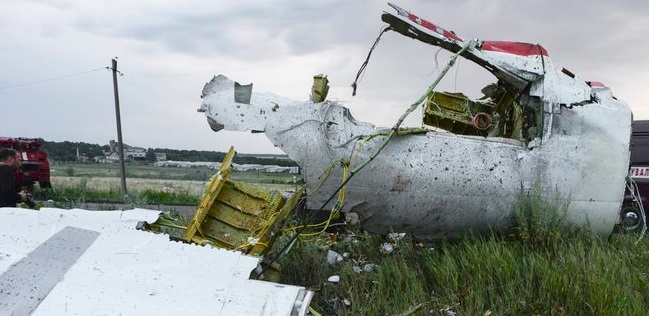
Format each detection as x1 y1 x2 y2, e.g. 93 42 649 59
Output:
427 47 443 76
351 26 392 96
0 67 108 91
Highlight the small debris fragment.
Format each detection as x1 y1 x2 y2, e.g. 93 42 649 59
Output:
246 237 259 245
363 263 376 272
440 305 458 316
344 212 360 226
326 250 344 265
379 242 394 256
387 232 406 243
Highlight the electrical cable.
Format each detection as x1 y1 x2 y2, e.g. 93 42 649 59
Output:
351 26 392 96
0 67 108 91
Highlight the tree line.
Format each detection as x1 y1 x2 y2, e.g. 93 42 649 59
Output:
41 140 298 167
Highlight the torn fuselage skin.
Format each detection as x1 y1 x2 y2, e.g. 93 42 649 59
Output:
198 4 631 241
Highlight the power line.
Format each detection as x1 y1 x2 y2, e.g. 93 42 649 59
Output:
0 67 108 91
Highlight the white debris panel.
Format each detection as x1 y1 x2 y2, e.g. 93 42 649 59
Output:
0 208 312 316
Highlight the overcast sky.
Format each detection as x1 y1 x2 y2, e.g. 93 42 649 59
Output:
1 0 648 154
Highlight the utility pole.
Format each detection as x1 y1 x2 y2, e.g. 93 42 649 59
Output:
111 58 128 197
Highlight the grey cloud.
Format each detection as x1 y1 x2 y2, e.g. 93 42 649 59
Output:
68 1 372 59
2 0 648 153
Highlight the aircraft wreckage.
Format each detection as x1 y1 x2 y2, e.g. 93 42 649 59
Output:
198 3 632 241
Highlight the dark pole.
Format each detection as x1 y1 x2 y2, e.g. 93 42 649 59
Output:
111 58 128 197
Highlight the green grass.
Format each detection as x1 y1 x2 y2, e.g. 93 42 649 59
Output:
277 191 649 316
52 163 213 180
33 186 199 208
50 162 300 183
40 163 300 206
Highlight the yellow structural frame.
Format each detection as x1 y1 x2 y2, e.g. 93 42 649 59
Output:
184 146 304 257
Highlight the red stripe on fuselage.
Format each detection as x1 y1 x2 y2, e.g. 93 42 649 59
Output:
482 41 549 57
404 12 463 42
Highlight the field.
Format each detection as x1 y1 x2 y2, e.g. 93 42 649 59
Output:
50 162 300 184
36 163 649 315
47 162 300 202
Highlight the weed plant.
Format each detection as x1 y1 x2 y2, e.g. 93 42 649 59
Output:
278 190 649 316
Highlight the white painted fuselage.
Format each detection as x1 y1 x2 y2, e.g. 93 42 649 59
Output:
198 4 631 241
199 75 631 241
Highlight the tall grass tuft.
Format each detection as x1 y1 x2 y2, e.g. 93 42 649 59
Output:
276 234 336 290
508 186 591 254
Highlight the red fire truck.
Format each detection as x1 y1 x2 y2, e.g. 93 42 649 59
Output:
0 137 52 190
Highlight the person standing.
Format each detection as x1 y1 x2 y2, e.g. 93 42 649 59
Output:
0 148 28 207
